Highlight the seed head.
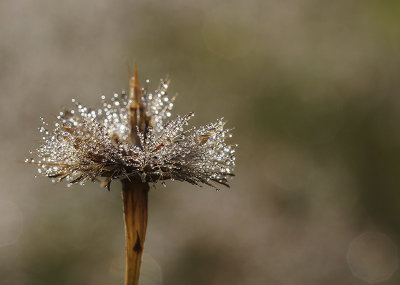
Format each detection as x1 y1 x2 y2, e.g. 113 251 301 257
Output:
26 67 236 189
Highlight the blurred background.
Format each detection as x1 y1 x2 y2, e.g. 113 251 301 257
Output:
1 0 400 284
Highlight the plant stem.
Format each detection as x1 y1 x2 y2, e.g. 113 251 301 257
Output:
121 180 149 285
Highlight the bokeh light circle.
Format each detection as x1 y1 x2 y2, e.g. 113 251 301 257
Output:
0 200 23 247
347 232 398 283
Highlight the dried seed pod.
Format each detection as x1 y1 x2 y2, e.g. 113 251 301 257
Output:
27 67 236 189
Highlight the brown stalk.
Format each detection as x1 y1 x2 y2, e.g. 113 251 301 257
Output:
122 180 149 285
122 64 150 285
128 63 150 146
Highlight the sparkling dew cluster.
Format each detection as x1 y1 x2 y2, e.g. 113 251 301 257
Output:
27 72 236 190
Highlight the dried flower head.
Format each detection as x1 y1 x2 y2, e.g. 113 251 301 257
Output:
27 67 236 190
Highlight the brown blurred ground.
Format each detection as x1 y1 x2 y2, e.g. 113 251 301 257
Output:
1 0 400 284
